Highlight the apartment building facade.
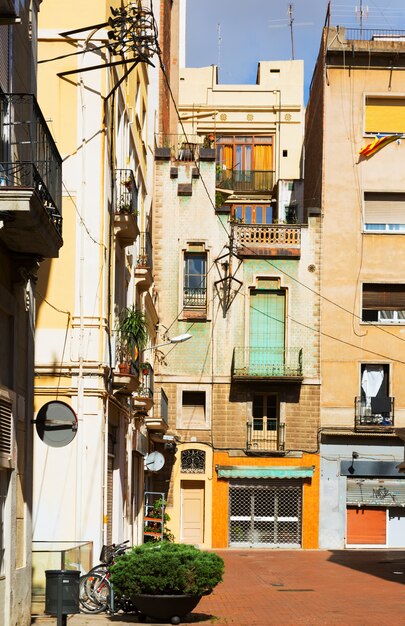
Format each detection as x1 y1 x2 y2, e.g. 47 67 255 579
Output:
305 23 405 548
0 1 64 624
31 1 171 604
152 61 321 549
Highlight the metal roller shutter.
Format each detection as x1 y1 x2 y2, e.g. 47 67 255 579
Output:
347 479 405 507
229 479 302 548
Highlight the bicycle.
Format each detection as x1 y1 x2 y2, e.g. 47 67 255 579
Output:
79 541 137 614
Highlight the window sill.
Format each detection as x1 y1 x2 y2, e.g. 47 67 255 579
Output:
180 309 208 321
360 321 405 325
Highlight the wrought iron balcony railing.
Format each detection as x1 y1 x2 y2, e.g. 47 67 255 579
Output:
355 396 394 430
233 347 303 379
0 94 62 233
246 421 285 452
216 169 274 193
183 287 207 308
114 168 138 215
155 133 205 161
137 231 152 268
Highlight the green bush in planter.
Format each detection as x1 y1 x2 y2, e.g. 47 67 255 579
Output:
110 542 224 597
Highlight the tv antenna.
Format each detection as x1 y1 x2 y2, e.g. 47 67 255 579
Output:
217 23 222 73
355 1 369 32
288 4 295 60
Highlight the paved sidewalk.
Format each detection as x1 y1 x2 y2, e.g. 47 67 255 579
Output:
32 549 405 626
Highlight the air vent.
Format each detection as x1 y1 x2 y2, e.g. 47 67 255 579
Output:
0 398 12 457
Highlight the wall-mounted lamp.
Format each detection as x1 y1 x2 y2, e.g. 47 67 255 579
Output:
348 451 359 475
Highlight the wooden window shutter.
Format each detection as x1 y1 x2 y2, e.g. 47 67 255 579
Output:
0 398 12 462
365 97 405 134
363 283 405 310
364 192 405 225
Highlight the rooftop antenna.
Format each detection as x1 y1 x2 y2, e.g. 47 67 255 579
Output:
288 4 295 60
355 1 369 33
217 23 222 75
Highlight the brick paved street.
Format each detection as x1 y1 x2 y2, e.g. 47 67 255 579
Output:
33 550 405 626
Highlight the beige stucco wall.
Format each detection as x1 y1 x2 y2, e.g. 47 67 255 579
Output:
318 57 405 427
178 61 304 181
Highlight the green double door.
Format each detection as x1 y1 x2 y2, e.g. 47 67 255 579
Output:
249 290 285 375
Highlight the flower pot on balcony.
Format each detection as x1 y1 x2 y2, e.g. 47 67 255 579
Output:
118 363 131 374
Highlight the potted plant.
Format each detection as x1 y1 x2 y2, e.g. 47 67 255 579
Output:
140 362 150 376
144 497 175 543
110 542 224 624
116 306 148 371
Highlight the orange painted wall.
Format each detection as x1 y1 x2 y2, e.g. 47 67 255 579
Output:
212 452 320 549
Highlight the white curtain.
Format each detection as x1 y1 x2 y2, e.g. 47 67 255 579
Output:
362 366 384 398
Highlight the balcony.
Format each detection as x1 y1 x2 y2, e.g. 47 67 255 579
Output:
355 396 394 431
143 388 169 432
216 170 274 194
232 223 301 258
155 133 204 161
232 347 303 381
0 94 63 258
246 422 285 453
135 231 153 291
113 168 139 244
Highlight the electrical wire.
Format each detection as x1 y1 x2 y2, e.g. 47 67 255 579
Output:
62 180 106 249
38 43 108 64
229 283 405 366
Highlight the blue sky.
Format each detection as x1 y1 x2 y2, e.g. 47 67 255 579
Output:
186 0 405 100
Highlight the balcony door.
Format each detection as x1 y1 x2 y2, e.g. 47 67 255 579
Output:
249 289 285 375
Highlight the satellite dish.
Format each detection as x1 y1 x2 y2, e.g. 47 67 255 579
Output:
144 451 165 472
35 401 78 448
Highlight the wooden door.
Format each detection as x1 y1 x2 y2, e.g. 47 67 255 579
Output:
181 481 205 545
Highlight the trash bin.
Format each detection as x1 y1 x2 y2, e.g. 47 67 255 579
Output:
45 570 80 616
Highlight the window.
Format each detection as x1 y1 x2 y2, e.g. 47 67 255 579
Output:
364 192 405 232
365 96 405 134
179 391 206 429
180 449 206 473
184 252 207 308
249 288 286 373
249 395 280 450
216 135 273 171
358 364 392 426
362 284 405 323
233 204 272 224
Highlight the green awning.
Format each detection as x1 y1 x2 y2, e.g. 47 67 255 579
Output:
216 466 315 479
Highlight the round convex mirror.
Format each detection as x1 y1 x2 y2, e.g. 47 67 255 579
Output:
35 401 78 447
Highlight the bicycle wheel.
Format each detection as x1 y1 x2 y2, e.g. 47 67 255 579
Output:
79 572 111 614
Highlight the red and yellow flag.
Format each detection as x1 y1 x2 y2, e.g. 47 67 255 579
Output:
359 134 401 158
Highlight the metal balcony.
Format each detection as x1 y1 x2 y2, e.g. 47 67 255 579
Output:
135 231 153 290
246 421 285 452
155 133 204 161
0 94 62 257
355 396 394 431
232 347 303 381
143 388 169 432
113 168 139 243
216 170 274 193
114 169 138 215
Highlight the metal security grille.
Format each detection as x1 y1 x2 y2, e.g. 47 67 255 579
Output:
229 479 302 548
